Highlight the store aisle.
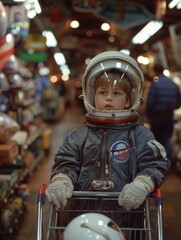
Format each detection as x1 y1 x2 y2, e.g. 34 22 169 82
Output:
12 104 181 240
13 104 85 240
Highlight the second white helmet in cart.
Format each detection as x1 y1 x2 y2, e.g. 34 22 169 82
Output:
81 51 144 127
64 213 125 240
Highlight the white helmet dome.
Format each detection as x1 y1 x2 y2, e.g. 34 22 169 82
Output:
82 51 144 127
64 213 125 240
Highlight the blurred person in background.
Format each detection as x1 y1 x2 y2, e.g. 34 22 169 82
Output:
138 73 152 125
146 64 181 163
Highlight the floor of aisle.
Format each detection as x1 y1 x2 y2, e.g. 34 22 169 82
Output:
12 104 181 240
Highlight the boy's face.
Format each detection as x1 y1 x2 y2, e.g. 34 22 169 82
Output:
95 84 131 110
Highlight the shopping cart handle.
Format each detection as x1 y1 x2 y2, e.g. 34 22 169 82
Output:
38 184 47 204
72 188 161 198
37 184 161 204
149 188 161 198
72 191 120 198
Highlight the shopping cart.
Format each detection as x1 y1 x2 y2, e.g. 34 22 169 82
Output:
37 184 163 240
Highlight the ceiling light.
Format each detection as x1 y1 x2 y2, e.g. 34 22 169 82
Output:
60 64 70 76
25 0 42 19
101 23 110 31
132 21 163 44
168 0 181 8
50 75 58 83
176 2 181 8
163 69 170 76
70 20 80 28
54 53 66 65
34 0 41 14
62 75 69 81
137 56 150 65
42 31 57 47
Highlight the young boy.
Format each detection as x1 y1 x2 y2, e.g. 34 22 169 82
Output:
45 51 170 212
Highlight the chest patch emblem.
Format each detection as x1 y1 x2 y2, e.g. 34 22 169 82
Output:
110 141 130 161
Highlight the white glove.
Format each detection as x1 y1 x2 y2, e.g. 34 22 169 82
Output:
118 175 155 211
45 173 74 207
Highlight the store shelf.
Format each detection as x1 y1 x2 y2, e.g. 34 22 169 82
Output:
0 91 47 238
0 169 28 208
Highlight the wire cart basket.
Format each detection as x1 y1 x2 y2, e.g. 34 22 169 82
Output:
37 184 163 240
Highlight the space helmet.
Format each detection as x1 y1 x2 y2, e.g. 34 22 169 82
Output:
64 213 125 240
81 51 144 128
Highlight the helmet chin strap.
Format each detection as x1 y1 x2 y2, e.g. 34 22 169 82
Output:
85 113 139 130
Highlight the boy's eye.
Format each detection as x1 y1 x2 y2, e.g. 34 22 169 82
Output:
114 91 122 96
97 90 106 95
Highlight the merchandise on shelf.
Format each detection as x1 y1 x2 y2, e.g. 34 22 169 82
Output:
0 112 20 143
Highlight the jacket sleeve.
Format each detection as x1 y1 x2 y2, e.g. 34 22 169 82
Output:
51 126 88 185
135 125 171 187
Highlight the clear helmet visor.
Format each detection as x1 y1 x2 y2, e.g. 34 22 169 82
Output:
83 59 143 118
